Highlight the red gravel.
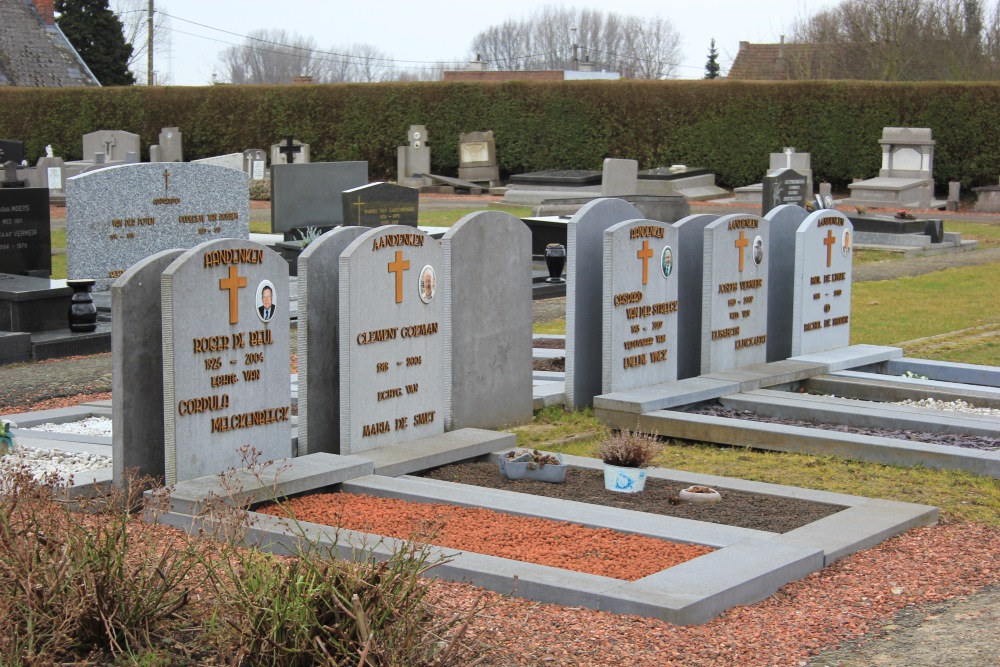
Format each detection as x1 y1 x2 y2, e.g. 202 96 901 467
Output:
258 492 713 580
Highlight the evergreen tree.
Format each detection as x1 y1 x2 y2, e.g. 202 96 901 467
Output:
56 0 135 85
704 38 721 79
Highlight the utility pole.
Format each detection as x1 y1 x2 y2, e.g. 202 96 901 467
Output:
147 0 154 85
571 26 578 71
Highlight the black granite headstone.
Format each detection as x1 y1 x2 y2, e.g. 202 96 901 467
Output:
762 168 808 216
0 188 51 276
0 140 24 166
341 182 418 228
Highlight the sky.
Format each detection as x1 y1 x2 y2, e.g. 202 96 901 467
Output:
143 0 838 86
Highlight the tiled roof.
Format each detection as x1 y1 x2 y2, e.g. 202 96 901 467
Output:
0 0 100 87
727 41 865 80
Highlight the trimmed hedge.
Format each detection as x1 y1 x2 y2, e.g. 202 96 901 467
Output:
2 80 999 189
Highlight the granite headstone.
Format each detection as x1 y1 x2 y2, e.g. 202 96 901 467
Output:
0 140 24 165
157 127 183 162
763 204 811 362
0 187 51 276
791 210 853 356
341 182 418 228
270 162 368 235
191 153 245 172
672 214 718 379
243 149 267 180
82 130 139 164
601 158 638 197
270 137 310 165
761 168 807 216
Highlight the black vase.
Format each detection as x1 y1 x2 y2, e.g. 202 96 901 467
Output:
544 243 566 283
67 279 98 333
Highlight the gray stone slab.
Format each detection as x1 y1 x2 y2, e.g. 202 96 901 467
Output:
855 231 931 247
763 204 809 362
886 357 1000 388
594 376 741 414
11 433 112 453
82 130 139 164
1 405 107 426
443 211 533 429
565 198 643 409
161 239 291 484
191 153 244 171
157 127 183 163
701 214 769 373
111 249 184 485
67 163 250 290
341 182 418 228
602 219 679 393
791 210 854 357
297 227 369 456
601 158 638 196
339 227 448 453
789 344 903 371
532 382 566 410
270 162 367 234
672 214 719 379
807 374 1000 409
700 359 828 391
355 428 512 477
0 331 30 363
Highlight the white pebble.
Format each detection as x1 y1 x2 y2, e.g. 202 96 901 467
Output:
894 397 1000 418
24 416 113 438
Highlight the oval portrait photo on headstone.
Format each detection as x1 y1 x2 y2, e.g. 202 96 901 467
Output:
752 235 764 266
842 229 853 256
418 264 436 304
256 280 276 323
661 246 673 278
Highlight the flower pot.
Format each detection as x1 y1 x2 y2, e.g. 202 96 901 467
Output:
679 486 722 504
67 279 98 333
603 464 647 493
499 451 567 483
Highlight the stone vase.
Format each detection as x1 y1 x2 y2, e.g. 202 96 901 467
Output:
544 243 566 283
67 279 98 332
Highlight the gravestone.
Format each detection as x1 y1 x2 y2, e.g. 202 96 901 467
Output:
791 210 853 356
341 182 418 228
270 136 310 165
398 125 431 187
845 127 937 208
243 149 267 180
36 155 66 193
761 168 807 216
0 140 24 165
602 218 679 393
297 227 370 456
161 238 291 484
763 204 810 362
701 214 769 374
157 127 183 162
82 130 139 164
672 214 719 379
66 163 250 290
457 130 499 185
2 161 25 188
0 187 51 276
442 210 532 429
339 226 448 453
270 162 368 236
191 153 245 172
565 198 643 409
601 158 638 197
769 147 813 196
111 248 184 486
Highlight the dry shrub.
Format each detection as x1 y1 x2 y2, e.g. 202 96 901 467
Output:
249 179 271 200
597 430 663 468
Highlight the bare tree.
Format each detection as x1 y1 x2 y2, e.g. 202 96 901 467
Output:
218 29 321 84
112 0 171 84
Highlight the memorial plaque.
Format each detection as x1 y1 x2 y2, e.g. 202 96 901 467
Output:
602 218 679 393
761 168 807 216
701 214 770 373
0 188 51 276
161 238 291 484
339 226 448 453
67 163 249 290
341 182 418 228
791 210 853 356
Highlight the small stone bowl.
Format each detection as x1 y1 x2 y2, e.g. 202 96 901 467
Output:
679 485 722 504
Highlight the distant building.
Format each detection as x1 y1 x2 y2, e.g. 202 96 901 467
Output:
0 0 101 87
728 37 865 80
443 56 620 82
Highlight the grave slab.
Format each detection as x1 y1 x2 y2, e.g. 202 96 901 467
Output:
885 358 1000 388
789 344 903 371
0 274 70 332
356 428 513 477
594 376 742 414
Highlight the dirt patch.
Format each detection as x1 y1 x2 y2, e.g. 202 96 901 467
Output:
0 354 112 411
257 492 712 580
853 247 1000 282
533 338 566 348
421 461 845 533
534 357 565 372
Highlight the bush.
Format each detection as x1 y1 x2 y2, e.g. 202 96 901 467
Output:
248 178 271 201
597 430 663 468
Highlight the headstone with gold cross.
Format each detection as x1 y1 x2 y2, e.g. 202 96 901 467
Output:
338 225 447 453
601 218 679 394
701 213 770 374
160 238 291 484
340 182 418 228
791 209 853 356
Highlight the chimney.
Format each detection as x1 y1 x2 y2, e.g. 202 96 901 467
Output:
579 56 595 72
468 54 487 71
32 0 55 24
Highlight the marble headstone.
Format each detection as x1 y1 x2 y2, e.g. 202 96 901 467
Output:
270 162 368 235
601 158 638 197
111 248 184 486
0 187 51 276
602 218 679 393
36 156 66 192
764 204 810 362
339 226 448 452
67 163 249 290
243 149 267 180
442 210 533 430
457 130 499 184
270 138 310 165
158 127 183 162
191 153 245 172
82 130 139 164
672 214 718 379
161 238 291 484
792 210 853 356
397 125 431 187
297 226 369 456
761 168 807 216
565 198 643 409
341 182 418 228
701 214 769 373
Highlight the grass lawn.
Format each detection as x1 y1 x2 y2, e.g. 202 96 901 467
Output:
418 204 532 227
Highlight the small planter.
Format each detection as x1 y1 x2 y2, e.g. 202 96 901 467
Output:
603 464 647 493
679 486 722 504
499 450 567 483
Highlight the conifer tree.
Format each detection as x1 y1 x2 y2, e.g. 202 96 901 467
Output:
704 38 721 79
56 0 135 85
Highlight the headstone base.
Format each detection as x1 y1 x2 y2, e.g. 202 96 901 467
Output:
0 275 72 332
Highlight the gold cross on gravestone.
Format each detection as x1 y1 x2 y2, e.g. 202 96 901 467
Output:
823 229 836 267
219 265 247 324
163 169 170 194
734 230 749 273
352 194 366 225
637 240 654 285
387 250 410 304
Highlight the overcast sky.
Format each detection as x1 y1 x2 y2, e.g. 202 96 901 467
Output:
147 0 837 85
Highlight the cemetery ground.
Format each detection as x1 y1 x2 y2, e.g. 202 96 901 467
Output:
2 197 999 664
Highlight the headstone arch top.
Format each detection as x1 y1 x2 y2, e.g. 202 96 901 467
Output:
791 209 853 356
